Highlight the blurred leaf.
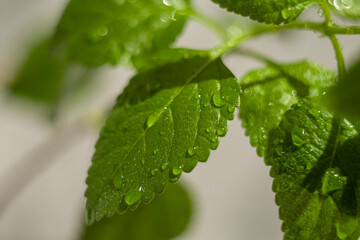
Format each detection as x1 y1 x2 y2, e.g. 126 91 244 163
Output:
326 57 360 118
9 39 67 106
52 0 191 67
8 38 99 118
81 183 192 240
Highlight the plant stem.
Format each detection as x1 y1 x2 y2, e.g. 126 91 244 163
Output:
329 34 346 80
317 0 333 24
318 1 347 81
212 21 360 59
189 9 228 42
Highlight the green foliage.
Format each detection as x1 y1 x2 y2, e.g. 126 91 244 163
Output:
327 58 360 118
240 60 335 157
268 99 360 240
6 0 360 239
85 53 240 223
9 39 67 107
52 0 190 67
81 183 192 240
211 0 314 24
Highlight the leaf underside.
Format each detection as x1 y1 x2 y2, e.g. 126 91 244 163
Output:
86 54 240 223
211 0 314 24
81 183 192 240
53 0 190 67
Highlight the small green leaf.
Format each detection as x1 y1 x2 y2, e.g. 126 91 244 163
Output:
239 60 335 157
53 0 190 67
267 99 360 240
211 0 314 24
81 183 192 240
85 53 240 222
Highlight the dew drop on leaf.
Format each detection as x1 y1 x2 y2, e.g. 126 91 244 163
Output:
205 127 211 133
227 105 235 113
291 129 305 147
217 128 225 136
161 162 168 171
153 149 159 155
172 166 183 176
187 147 196 156
113 169 124 189
281 8 292 19
125 183 142 205
212 92 225 107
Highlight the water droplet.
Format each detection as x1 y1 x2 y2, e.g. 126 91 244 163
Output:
141 158 145 165
291 129 306 147
161 162 168 171
275 147 283 156
163 0 174 6
187 147 196 156
308 108 320 118
146 110 163 128
125 183 142 205
153 149 159 155
212 92 225 107
172 166 183 176
318 8 324 17
113 169 124 189
160 130 165 136
314 31 325 38
217 128 226 136
227 106 235 113
203 102 210 108
281 8 292 19
151 169 158 176
87 25 109 43
211 136 218 143
205 128 211 133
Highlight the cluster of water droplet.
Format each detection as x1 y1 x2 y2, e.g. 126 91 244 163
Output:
328 0 353 10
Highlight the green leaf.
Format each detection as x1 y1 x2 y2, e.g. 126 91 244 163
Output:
239 60 335 157
8 38 99 118
267 99 360 240
85 54 240 223
328 0 360 19
52 0 190 67
81 183 192 240
326 58 360 119
9 39 67 106
211 0 314 24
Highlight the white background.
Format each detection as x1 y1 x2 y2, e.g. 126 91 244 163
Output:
0 0 359 239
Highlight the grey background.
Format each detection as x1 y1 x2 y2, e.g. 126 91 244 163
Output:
0 0 359 239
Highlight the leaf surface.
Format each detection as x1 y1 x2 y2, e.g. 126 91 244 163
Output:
211 0 314 24
268 99 360 240
81 183 192 240
53 0 190 67
86 54 240 223
239 60 334 157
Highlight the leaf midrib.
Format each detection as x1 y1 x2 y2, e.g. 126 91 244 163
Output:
110 57 215 180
